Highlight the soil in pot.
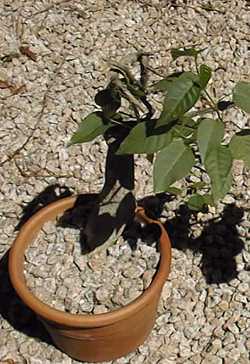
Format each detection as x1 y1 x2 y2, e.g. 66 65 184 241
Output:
23 218 160 315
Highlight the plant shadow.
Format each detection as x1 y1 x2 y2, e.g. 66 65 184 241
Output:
15 184 72 231
165 203 245 284
58 132 137 254
0 250 52 345
3 182 245 345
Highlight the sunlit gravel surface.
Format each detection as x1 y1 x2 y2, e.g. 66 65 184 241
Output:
0 1 249 363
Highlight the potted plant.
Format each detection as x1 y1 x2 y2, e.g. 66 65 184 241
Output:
9 48 250 362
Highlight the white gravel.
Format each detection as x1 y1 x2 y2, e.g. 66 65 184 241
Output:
0 1 249 363
23 222 160 314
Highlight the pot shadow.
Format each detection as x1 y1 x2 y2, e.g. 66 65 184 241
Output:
15 184 72 231
165 203 245 284
0 250 52 345
1 184 73 346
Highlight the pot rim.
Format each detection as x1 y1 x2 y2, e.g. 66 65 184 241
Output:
9 196 171 328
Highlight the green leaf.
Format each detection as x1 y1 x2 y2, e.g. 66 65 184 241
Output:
205 145 233 201
153 139 195 193
197 119 232 201
151 73 183 92
117 121 173 154
197 119 224 164
187 194 207 211
68 112 109 146
171 47 204 61
199 64 212 89
152 78 178 92
189 181 207 191
233 81 250 113
173 117 196 139
158 72 202 126
166 187 182 195
118 116 196 155
187 194 213 211
229 130 250 168
203 194 214 205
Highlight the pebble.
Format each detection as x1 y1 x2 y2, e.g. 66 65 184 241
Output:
24 223 160 315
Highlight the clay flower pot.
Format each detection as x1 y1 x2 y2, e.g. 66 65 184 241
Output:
9 196 171 362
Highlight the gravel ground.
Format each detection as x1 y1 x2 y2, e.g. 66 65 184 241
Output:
23 222 160 314
0 0 249 363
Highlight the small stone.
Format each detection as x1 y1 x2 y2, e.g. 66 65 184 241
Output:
142 270 155 289
27 341 42 357
74 255 87 271
50 349 64 363
210 339 222 354
245 339 250 351
95 286 112 303
79 290 95 313
218 300 229 311
225 348 241 362
88 251 106 270
179 342 191 357
93 305 109 314
43 278 56 294
201 355 223 364
47 255 59 265
125 287 142 303
29 265 49 279
64 296 79 314
122 264 144 279
237 282 249 293
238 270 250 282
19 340 32 355
227 323 240 335
234 293 247 303
34 287 51 303
129 354 145 364
222 195 235 204
42 222 56 235
56 286 68 300
26 358 44 364
0 345 8 359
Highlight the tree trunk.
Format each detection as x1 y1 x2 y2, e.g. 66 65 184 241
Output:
84 136 136 253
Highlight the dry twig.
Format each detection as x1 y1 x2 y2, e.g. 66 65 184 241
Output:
0 55 67 169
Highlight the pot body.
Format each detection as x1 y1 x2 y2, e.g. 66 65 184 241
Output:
41 296 160 362
9 197 171 362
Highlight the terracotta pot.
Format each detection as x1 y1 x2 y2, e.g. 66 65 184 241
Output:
9 197 171 362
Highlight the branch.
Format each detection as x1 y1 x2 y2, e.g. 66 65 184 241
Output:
0 55 67 168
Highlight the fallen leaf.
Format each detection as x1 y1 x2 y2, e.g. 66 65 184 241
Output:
19 46 37 61
0 79 26 95
0 80 13 89
10 84 27 95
